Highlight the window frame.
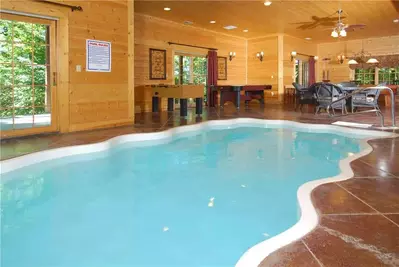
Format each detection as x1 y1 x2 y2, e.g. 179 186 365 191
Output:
352 66 399 85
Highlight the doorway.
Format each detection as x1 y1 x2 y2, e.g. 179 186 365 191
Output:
0 13 57 136
174 53 207 108
294 59 309 87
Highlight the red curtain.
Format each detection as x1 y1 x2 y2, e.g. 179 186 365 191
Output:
308 57 316 85
207 50 218 107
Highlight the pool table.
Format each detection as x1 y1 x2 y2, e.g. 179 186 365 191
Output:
210 85 272 109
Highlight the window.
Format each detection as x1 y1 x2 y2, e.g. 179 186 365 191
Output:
174 54 207 105
0 14 55 132
354 68 375 85
294 60 299 84
294 59 309 86
378 67 399 85
301 61 309 87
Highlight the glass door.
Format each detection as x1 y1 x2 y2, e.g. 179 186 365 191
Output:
174 54 207 108
0 13 57 137
301 61 309 87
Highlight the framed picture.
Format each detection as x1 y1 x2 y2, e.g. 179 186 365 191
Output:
149 48 167 80
217 56 227 80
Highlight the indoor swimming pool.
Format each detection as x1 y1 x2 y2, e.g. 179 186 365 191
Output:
0 119 395 267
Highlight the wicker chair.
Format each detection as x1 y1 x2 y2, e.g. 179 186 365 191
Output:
314 82 347 115
292 82 317 112
351 83 385 113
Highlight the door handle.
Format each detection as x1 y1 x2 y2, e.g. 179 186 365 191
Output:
53 72 57 86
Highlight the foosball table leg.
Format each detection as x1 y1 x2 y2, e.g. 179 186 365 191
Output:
152 96 159 112
235 91 241 109
167 98 174 111
180 98 188 117
260 91 265 106
195 98 203 116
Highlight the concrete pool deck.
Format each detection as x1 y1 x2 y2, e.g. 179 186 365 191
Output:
1 103 398 266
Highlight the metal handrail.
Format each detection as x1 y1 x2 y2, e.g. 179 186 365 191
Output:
327 86 396 128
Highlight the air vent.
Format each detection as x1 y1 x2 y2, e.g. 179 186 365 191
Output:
183 21 194 25
223 25 237 30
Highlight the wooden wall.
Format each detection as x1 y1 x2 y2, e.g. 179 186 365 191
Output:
247 36 278 99
317 35 399 83
1 0 134 135
134 13 246 112
68 0 133 132
283 35 318 86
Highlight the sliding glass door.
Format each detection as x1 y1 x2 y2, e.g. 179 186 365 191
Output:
0 13 57 136
294 59 309 87
174 54 207 108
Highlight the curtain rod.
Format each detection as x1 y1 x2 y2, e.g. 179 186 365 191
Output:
297 52 315 58
34 0 83 11
167 42 217 51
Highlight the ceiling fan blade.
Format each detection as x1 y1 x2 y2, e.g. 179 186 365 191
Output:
290 21 315 25
318 16 346 22
345 24 366 31
307 23 321 29
320 21 336 26
311 16 321 21
296 21 319 29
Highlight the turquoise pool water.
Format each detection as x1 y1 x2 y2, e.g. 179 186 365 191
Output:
1 126 364 267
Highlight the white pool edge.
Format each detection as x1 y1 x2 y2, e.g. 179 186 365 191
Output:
0 119 397 267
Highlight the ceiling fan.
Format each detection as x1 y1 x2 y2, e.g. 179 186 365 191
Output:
330 9 366 38
292 15 343 30
292 10 366 34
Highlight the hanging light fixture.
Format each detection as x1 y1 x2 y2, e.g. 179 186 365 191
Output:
366 58 379 64
337 54 346 64
347 40 379 67
331 10 347 38
348 59 358 65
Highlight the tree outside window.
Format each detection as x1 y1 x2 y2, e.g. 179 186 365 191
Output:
354 68 375 85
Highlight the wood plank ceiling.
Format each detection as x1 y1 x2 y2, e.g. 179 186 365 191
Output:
135 0 399 42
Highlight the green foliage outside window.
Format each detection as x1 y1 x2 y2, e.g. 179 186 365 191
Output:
0 19 48 117
378 67 399 85
354 68 375 85
174 55 207 97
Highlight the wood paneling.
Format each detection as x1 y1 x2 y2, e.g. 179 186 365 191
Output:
247 36 278 99
283 35 318 87
1 0 135 136
134 13 246 112
135 1 399 42
317 35 399 83
68 1 132 130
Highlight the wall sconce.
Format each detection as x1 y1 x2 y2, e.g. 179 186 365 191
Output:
229 51 236 61
256 51 264 62
337 54 345 64
314 56 319 61
290 51 297 61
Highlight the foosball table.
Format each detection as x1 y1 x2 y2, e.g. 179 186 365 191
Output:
150 84 204 117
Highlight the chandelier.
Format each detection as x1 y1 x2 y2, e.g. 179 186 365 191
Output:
331 10 347 38
348 41 379 66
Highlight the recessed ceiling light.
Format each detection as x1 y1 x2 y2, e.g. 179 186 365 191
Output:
264 1 272 6
394 19 399 23
164 7 171 11
305 37 312 40
243 29 249 32
210 20 216 24
223 25 237 30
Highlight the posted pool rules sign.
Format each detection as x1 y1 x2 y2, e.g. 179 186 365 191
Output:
86 39 111 72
